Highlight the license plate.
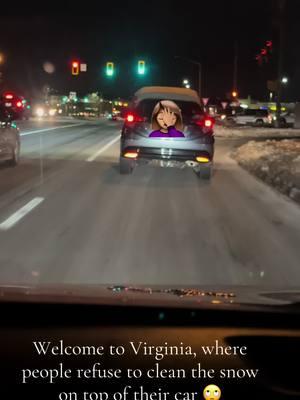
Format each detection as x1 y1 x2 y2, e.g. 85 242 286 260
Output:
5 103 12 107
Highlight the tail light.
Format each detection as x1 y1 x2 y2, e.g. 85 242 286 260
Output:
5 94 14 100
204 118 213 128
196 156 210 163
125 113 144 123
16 101 23 108
124 151 138 159
195 116 215 132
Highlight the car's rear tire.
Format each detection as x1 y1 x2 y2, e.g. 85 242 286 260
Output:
120 156 134 174
6 142 20 167
280 117 287 127
254 119 264 127
196 164 212 180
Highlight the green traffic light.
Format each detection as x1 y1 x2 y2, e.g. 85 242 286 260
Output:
138 60 145 75
106 62 114 77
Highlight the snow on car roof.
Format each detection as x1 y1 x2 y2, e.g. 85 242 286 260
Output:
134 86 201 104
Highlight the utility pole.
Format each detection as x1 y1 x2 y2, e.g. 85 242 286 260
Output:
233 41 238 92
198 63 202 99
175 56 202 99
275 0 286 127
0 52 5 88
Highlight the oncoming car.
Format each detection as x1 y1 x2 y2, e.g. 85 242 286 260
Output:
120 87 215 179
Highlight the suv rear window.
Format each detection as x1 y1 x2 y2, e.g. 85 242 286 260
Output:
135 99 204 122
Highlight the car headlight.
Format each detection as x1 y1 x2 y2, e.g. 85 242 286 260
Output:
36 108 44 117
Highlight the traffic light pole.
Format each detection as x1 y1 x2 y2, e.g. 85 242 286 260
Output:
275 0 286 128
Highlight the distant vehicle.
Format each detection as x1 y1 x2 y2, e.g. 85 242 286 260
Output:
0 106 20 166
120 86 215 179
0 92 30 120
234 109 271 126
270 111 295 127
108 111 120 121
33 105 57 118
215 108 236 125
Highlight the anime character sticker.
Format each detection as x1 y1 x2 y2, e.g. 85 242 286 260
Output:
149 100 185 137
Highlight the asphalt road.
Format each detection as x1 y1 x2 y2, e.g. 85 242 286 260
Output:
0 118 299 287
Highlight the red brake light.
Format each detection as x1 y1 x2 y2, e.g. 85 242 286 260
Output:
16 101 23 108
5 94 13 100
126 113 143 123
195 116 214 130
127 114 134 122
204 118 213 128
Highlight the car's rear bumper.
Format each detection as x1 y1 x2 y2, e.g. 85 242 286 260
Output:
121 145 213 162
121 136 214 162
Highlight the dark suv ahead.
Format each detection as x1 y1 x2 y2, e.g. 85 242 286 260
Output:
120 87 215 179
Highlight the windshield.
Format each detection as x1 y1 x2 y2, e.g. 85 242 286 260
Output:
135 99 203 123
0 6 299 305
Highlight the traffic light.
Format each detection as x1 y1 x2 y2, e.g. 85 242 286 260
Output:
266 40 273 52
72 61 79 76
137 60 145 75
261 48 267 56
106 62 114 76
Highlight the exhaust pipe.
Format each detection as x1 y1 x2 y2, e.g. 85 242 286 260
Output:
185 160 198 167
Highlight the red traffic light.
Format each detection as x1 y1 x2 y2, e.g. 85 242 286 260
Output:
261 48 267 56
71 60 79 75
16 101 23 108
266 40 272 48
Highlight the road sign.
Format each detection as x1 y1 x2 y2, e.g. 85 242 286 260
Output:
202 98 209 106
80 63 87 72
221 102 228 109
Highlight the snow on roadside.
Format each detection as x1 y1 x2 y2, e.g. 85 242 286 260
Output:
232 139 300 204
215 125 300 138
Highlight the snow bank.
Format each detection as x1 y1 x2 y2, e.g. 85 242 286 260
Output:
232 139 300 204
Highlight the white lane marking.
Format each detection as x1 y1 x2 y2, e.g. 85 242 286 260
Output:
20 123 84 137
86 135 120 162
0 197 44 231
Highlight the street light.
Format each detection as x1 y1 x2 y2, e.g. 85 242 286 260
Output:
185 84 190 89
281 76 288 84
0 53 4 64
183 79 189 85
